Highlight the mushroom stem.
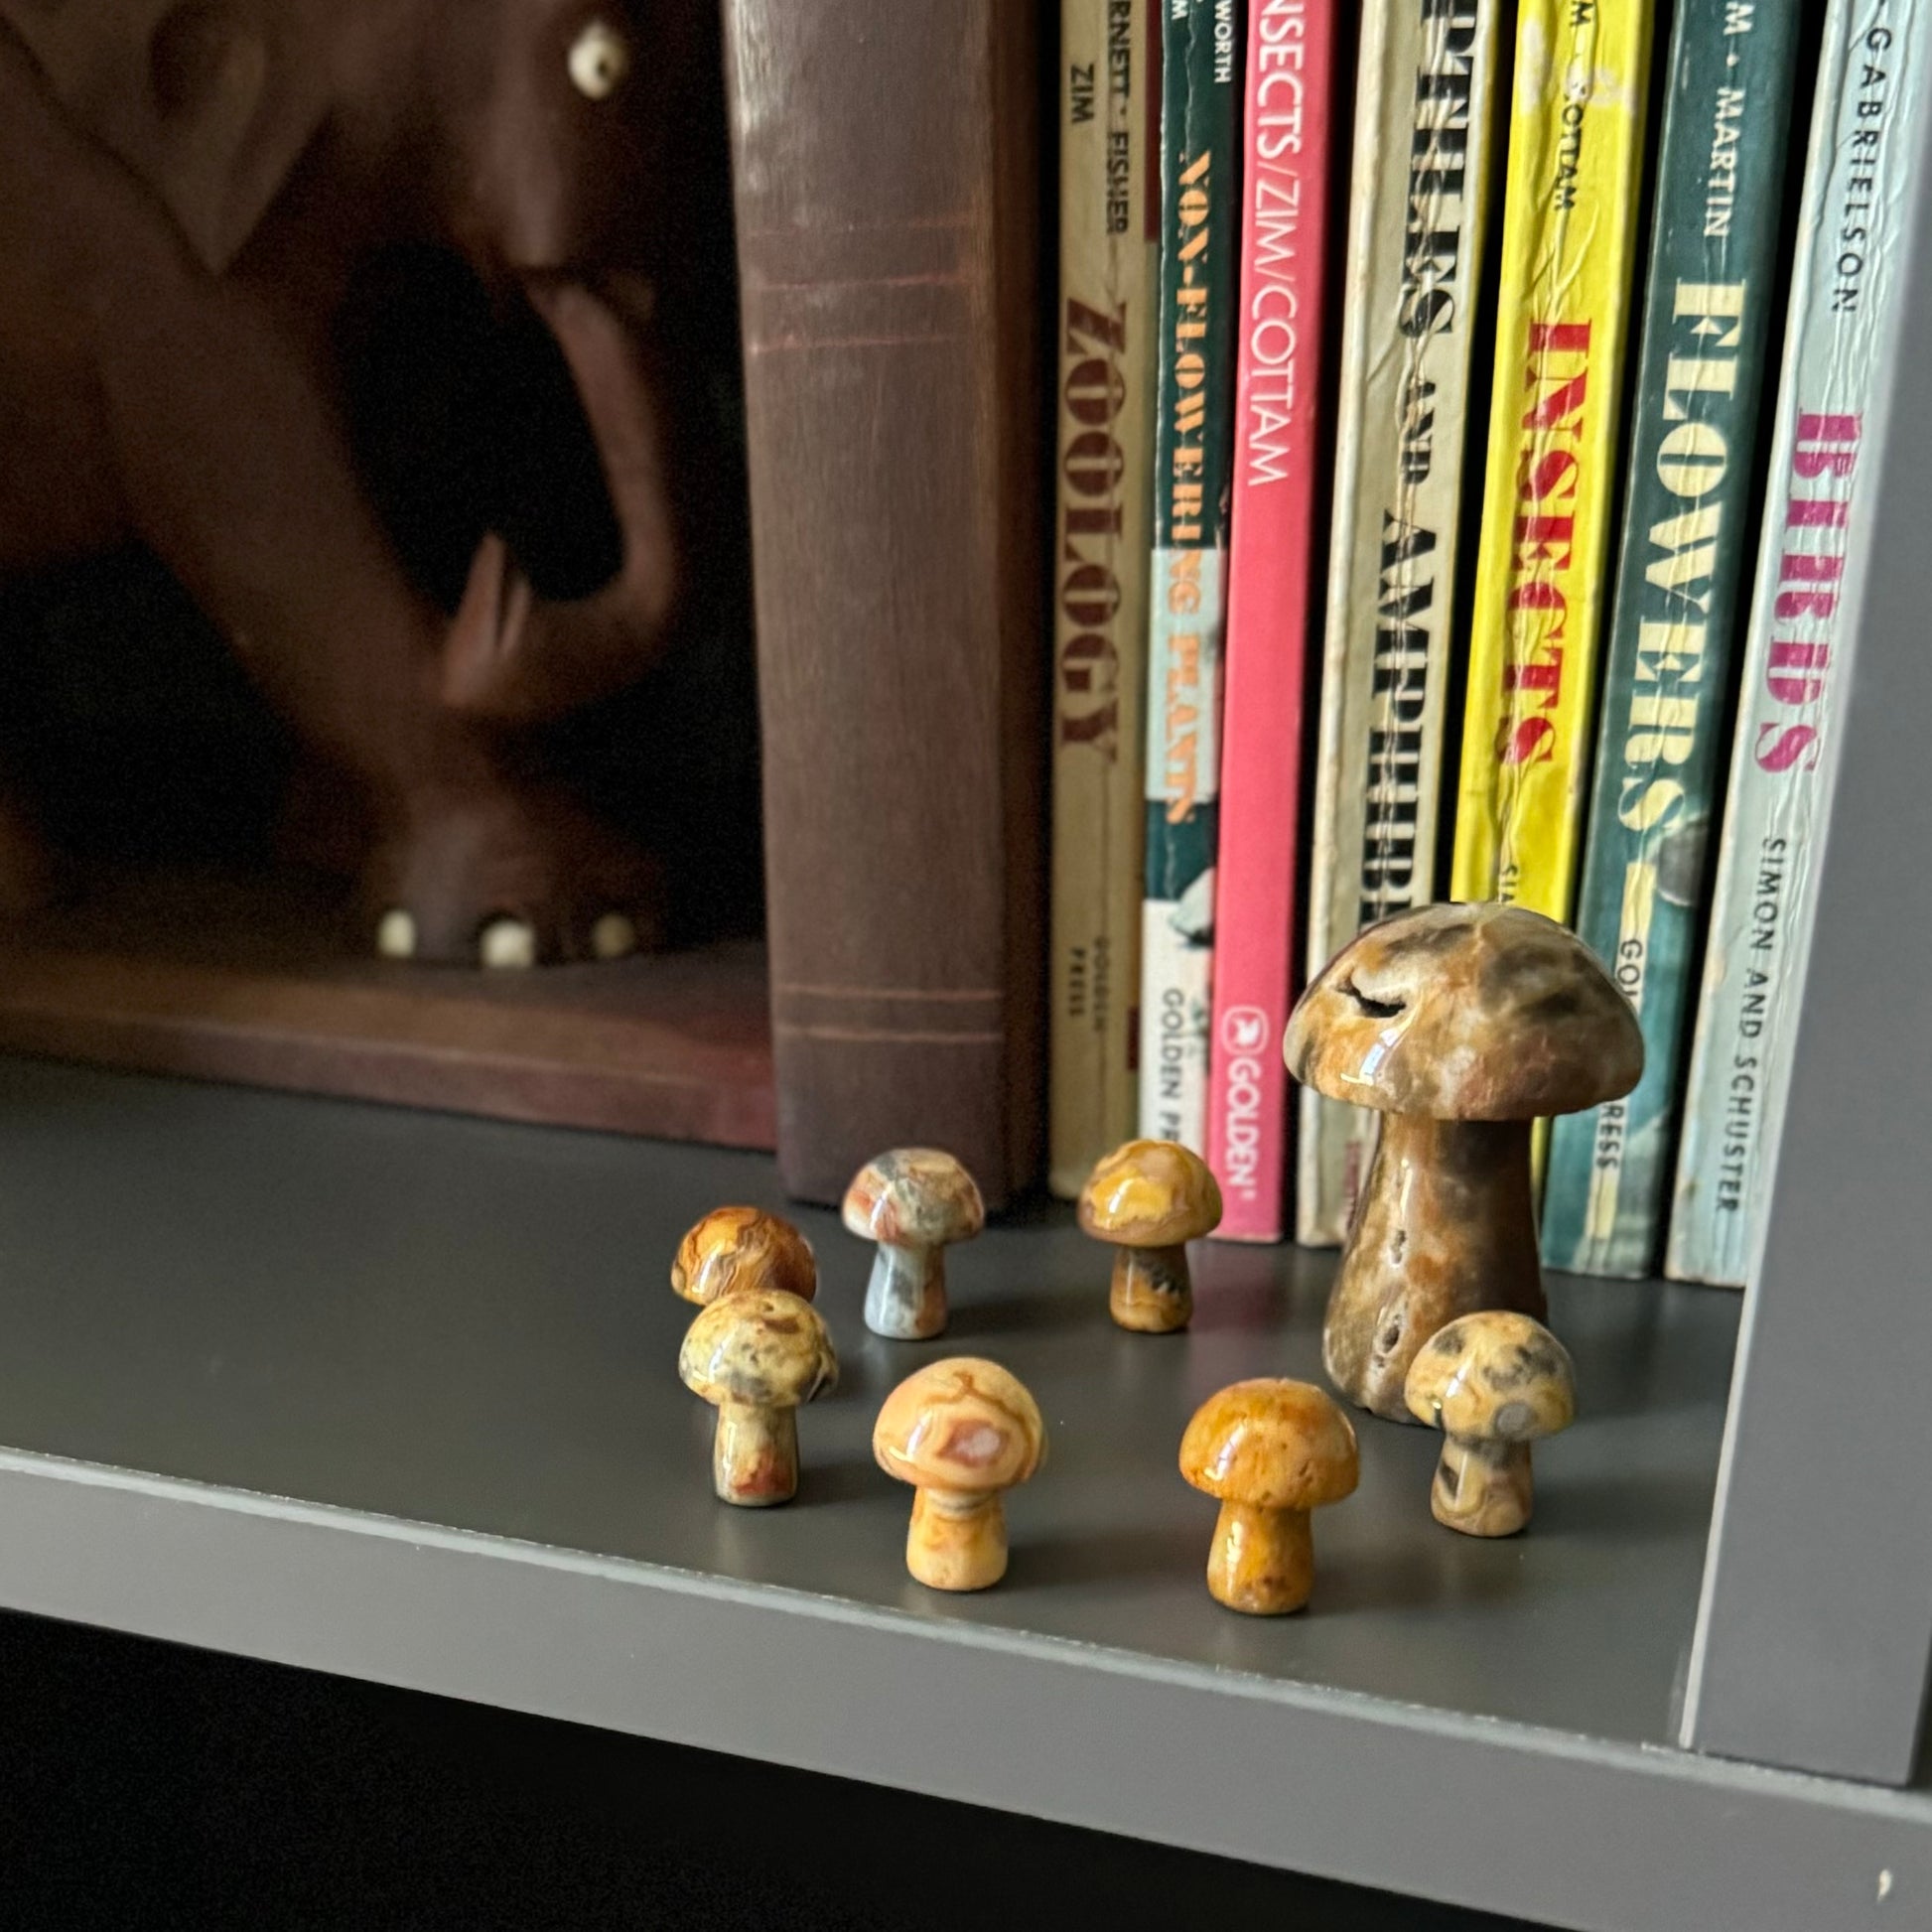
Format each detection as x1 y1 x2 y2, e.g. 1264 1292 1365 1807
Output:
906 1485 1008 1591
1326 1115 1544 1422
1433 1435 1535 1538
711 1401 798 1506
1205 1500 1314 1615
864 1241 947 1339
1108 1244 1192 1332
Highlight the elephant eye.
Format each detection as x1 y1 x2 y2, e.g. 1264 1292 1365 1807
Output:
569 19 630 100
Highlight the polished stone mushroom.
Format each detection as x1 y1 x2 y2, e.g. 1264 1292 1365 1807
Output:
671 1206 817 1307
843 1150 985 1340
1285 902 1641 1422
677 1289 837 1506
1179 1379 1358 1614
873 1357 1044 1590
1404 1311 1577 1536
1077 1139 1223 1332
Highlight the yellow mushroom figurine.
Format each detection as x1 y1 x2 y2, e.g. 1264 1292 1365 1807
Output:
1179 1380 1359 1613
1077 1139 1223 1332
671 1205 817 1307
678 1289 837 1506
1404 1311 1576 1537
873 1358 1045 1589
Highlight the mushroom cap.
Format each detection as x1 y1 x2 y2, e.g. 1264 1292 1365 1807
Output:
872 1357 1045 1495
671 1205 817 1307
1076 1139 1223 1247
1284 901 1643 1120
678 1289 838 1410
1404 1311 1577 1442
842 1149 986 1249
1179 1379 1359 1511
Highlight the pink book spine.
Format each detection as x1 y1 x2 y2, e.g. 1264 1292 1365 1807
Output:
1206 0 1336 1241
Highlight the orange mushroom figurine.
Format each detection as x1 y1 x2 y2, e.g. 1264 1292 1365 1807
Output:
671 1206 817 1307
1077 1139 1223 1332
873 1358 1045 1589
1179 1380 1359 1614
1404 1311 1577 1537
678 1289 837 1506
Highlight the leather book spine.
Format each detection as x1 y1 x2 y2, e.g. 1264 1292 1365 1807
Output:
723 1 1045 1208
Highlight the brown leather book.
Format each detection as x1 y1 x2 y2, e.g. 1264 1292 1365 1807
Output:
723 3 1046 1208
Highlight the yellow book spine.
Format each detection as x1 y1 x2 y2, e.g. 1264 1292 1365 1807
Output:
1450 0 1654 918
1049 0 1158 1196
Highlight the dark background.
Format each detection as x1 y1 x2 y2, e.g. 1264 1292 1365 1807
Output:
0 1609 1545 1931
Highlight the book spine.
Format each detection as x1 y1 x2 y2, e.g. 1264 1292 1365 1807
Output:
1297 0 1502 1245
1449 0 1655 918
725 3 1045 1208
1541 0 1804 1279
1667 0 1927 1286
1138 0 1244 1151
1049 0 1160 1198
1205 0 1339 1241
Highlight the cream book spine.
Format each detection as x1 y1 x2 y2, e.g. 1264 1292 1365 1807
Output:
1297 0 1503 1244
1049 0 1159 1196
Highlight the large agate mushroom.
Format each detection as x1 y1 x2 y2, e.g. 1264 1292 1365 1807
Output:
1285 902 1640 1423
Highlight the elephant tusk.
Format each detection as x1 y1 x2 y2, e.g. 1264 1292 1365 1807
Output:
439 280 679 726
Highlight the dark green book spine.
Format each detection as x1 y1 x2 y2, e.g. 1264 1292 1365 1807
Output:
1137 0 1242 1149
1542 0 1803 1278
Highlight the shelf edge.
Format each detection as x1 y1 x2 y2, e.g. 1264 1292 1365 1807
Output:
0 1449 1923 1930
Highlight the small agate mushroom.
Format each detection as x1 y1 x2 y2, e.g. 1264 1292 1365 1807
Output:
1179 1380 1358 1614
872 1357 1045 1589
677 1289 837 1506
1285 902 1640 1422
1405 1311 1577 1537
671 1206 817 1307
843 1150 985 1340
1077 1139 1223 1332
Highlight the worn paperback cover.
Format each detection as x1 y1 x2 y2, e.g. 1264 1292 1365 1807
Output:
1050 0 1160 1197
1542 0 1804 1278
1668 0 1928 1286
1139 0 1243 1150
1205 0 1339 1241
1449 0 1654 919
1297 0 1503 1245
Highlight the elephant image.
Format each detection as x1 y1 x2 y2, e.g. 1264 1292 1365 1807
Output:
0 0 718 963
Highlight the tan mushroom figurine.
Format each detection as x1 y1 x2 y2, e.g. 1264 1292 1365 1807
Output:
671 1206 817 1307
1077 1139 1223 1332
1404 1311 1577 1537
843 1150 985 1340
678 1289 837 1506
1179 1380 1358 1614
1285 902 1641 1422
873 1358 1045 1589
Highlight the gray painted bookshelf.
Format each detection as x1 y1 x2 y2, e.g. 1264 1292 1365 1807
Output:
1 41 1930 1932
0 1051 1924 1931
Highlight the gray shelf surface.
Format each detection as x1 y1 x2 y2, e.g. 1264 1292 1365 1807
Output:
0 1059 1925 1931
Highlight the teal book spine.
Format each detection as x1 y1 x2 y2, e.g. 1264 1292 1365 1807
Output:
1669 0 1930 1286
1541 0 1804 1278
1137 0 1242 1150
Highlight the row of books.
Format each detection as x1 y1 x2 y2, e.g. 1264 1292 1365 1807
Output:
1047 0 1926 1279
